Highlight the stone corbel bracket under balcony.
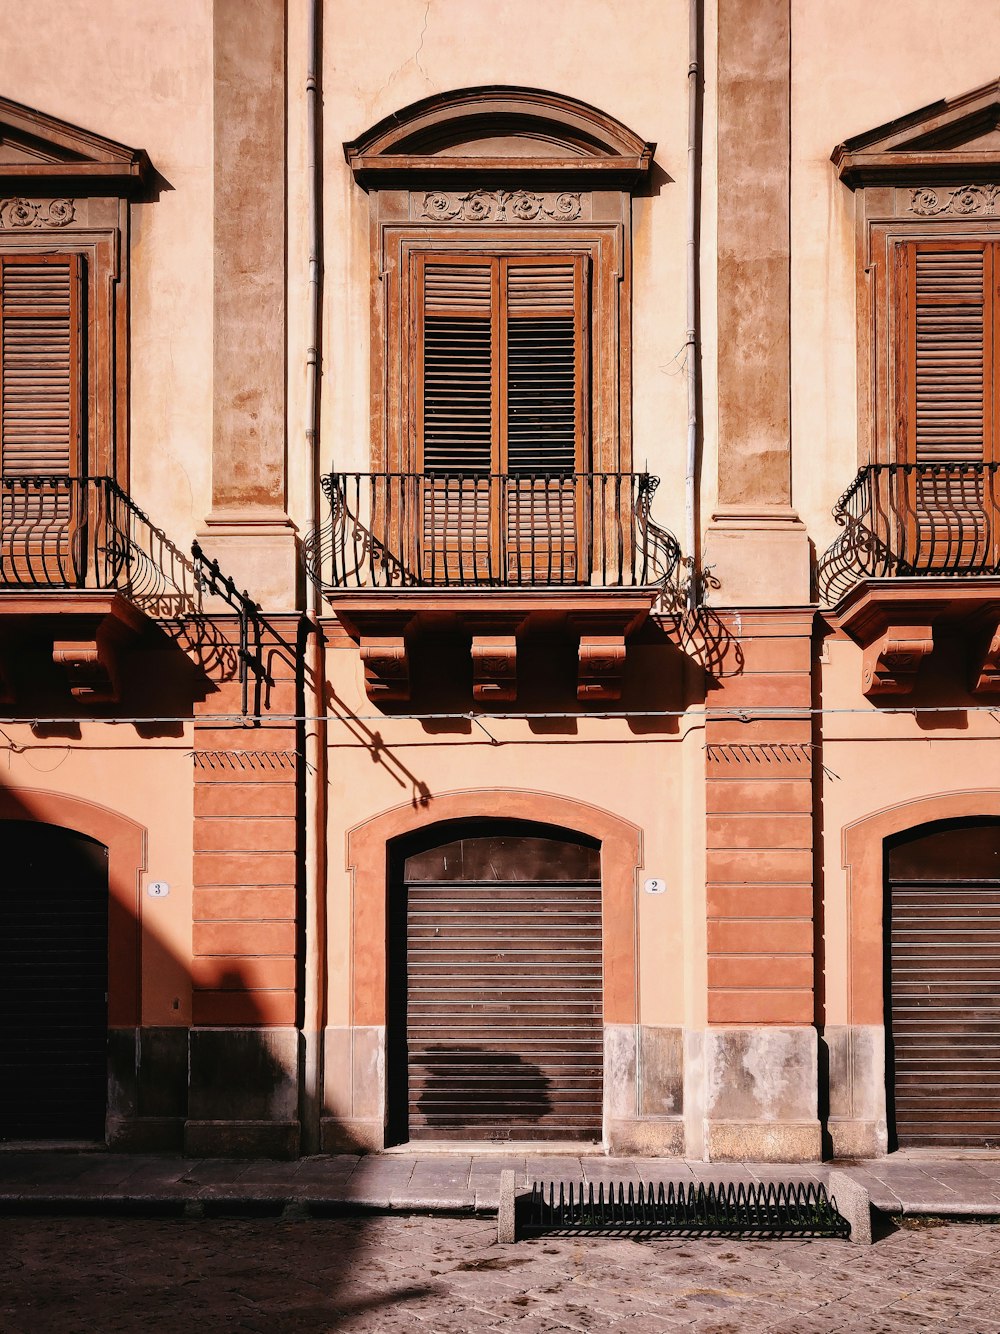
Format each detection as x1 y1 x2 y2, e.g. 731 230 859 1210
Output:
0 590 148 704
0 477 267 711
829 577 1000 699
306 469 682 704
327 589 659 705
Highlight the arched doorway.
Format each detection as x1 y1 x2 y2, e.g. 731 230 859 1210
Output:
0 821 109 1142
387 819 604 1144
887 818 1000 1149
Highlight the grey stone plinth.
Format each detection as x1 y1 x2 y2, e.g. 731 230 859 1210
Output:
497 1169 516 1243
828 1169 872 1245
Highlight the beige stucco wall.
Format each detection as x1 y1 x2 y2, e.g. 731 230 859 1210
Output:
2 0 214 547
8 0 1000 591
303 0 704 549
790 0 1000 556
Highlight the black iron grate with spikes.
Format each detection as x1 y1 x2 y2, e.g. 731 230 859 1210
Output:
521 1180 851 1240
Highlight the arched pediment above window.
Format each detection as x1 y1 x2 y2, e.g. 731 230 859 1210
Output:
344 85 654 189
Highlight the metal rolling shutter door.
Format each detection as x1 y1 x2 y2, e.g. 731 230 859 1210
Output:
890 877 1000 1148
404 841 603 1142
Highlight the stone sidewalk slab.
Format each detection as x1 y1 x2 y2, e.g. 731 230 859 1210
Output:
1 1150 1000 1218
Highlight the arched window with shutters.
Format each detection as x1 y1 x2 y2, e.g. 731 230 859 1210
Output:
340 88 660 592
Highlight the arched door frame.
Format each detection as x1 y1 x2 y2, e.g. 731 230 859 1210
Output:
346 788 643 1030
842 790 1000 1026
0 788 146 1026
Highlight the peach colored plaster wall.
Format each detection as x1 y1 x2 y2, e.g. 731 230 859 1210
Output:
323 631 702 1032
0 730 195 1026
1 0 214 548
308 0 714 1044
820 635 1000 1027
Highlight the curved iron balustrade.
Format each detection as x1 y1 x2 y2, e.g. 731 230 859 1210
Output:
0 475 266 716
818 462 1000 605
305 471 681 599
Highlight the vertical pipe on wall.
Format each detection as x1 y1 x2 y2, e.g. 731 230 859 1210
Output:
685 0 702 610
300 0 327 1155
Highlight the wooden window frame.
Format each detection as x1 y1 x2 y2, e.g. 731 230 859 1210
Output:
372 222 629 480
407 250 591 582
0 226 127 486
857 206 1000 470
411 250 589 478
858 212 1000 570
0 252 85 478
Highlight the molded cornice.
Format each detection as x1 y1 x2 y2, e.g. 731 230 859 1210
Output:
833 78 1000 187
0 94 151 195
344 85 654 189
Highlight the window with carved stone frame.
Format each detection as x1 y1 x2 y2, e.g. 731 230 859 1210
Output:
344 89 654 584
0 98 149 579
835 85 1000 573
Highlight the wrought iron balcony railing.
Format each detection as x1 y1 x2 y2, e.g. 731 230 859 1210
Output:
0 474 198 609
306 471 681 596
818 462 1000 605
0 475 266 714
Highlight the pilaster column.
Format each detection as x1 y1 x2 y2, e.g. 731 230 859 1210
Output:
706 0 809 607
198 0 297 609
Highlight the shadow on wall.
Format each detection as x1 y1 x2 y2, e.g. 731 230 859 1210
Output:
0 782 443 1325
0 779 300 1156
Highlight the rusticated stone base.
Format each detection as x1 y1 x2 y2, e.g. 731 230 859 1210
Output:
107 1026 189 1152
107 1116 185 1152
320 1116 385 1153
184 1026 300 1158
822 1024 888 1159
703 1026 820 1161
607 1118 686 1156
827 1118 885 1160
704 1119 822 1162
184 1118 300 1159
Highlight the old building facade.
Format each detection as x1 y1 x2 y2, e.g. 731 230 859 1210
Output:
2 0 1000 1159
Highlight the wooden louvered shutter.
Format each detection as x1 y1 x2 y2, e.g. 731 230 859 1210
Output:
898 241 997 569
416 256 498 581
0 254 84 581
505 257 587 582
415 253 588 584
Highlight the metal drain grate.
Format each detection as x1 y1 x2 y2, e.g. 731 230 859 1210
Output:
521 1180 851 1239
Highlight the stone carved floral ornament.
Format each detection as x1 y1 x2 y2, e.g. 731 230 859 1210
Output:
418 190 582 223
908 184 1000 217
0 197 76 228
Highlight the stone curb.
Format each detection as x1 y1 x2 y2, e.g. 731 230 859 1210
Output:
3 1158 1000 1225
828 1169 871 1245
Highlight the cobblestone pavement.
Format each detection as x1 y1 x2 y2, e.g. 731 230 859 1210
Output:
3 1214 1000 1333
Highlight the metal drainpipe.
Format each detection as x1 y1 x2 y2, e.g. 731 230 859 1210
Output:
685 0 702 611
300 0 327 1156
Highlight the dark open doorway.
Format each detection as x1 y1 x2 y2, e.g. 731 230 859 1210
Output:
0 820 109 1142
